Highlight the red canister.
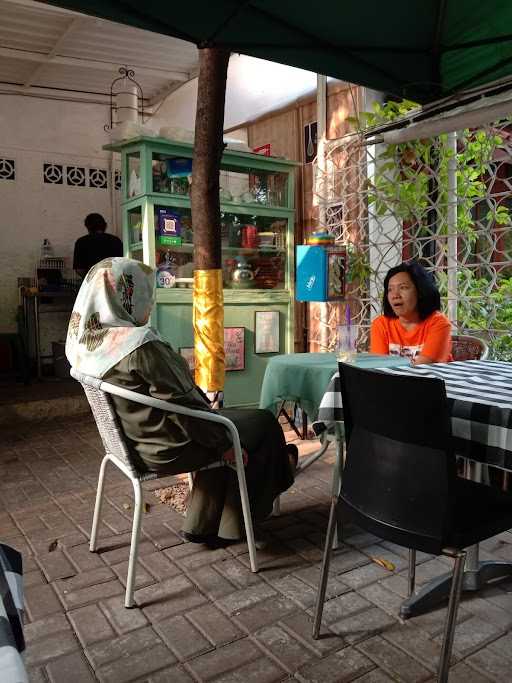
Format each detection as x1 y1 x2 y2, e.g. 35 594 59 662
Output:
241 224 259 248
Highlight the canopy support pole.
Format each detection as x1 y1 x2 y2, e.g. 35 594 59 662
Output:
446 131 458 327
317 74 330 352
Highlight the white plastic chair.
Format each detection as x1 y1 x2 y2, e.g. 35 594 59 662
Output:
71 368 258 608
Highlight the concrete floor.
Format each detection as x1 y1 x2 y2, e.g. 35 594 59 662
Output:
2 413 512 682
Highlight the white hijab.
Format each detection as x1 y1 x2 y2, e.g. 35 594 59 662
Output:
65 257 163 377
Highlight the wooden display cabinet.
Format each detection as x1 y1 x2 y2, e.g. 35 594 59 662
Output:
106 136 297 407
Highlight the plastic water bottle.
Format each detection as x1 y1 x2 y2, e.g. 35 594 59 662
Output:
41 238 53 259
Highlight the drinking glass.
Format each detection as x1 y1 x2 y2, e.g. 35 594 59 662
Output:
336 324 358 363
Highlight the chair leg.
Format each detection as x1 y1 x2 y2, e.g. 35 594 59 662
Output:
312 495 338 639
187 472 194 491
272 495 281 516
234 462 258 573
408 549 416 597
125 478 144 608
437 549 466 683
90 455 109 552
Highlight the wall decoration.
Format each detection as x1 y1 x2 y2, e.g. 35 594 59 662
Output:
254 310 280 354
304 121 318 164
0 158 15 181
89 168 108 189
43 163 63 184
253 143 271 156
327 247 346 300
179 347 195 373
66 166 86 186
114 169 122 191
224 327 245 371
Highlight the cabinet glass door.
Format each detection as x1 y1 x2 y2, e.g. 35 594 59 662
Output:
151 204 289 290
219 166 289 209
154 205 194 289
127 207 143 262
126 151 142 199
221 212 287 290
150 151 289 209
152 152 192 196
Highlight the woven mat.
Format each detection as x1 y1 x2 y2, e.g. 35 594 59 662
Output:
154 481 189 516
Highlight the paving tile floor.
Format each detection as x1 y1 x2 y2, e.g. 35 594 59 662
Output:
2 416 512 682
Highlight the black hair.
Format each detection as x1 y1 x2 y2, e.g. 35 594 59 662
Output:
382 260 441 320
84 213 107 232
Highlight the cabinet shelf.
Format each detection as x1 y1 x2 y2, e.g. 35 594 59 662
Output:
155 242 285 255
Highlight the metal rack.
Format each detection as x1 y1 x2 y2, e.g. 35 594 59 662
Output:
19 271 80 379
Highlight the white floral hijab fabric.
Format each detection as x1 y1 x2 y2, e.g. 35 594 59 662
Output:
66 257 162 377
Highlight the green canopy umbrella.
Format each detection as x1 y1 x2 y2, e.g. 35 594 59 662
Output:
40 0 512 104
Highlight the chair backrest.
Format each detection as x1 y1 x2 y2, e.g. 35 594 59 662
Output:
451 334 489 361
70 369 141 478
338 363 456 554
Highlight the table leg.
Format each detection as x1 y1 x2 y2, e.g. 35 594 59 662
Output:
34 295 42 380
302 409 308 440
332 423 344 549
400 459 512 619
278 400 303 440
295 434 329 474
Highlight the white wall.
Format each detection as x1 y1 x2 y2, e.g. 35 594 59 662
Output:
0 56 319 340
0 94 118 335
151 54 318 134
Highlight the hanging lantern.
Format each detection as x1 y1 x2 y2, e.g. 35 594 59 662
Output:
105 66 144 132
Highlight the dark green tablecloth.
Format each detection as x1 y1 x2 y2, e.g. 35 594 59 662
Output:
259 352 409 421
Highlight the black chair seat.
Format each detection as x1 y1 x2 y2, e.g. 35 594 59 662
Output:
451 477 512 548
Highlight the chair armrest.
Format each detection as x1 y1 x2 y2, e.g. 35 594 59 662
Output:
71 367 244 462
99 380 243 461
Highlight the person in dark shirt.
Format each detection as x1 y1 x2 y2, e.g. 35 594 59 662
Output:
73 213 123 278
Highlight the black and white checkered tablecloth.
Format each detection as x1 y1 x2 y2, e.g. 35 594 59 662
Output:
0 543 26 683
316 360 512 470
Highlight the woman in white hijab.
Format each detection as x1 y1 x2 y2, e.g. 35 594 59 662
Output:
66 257 296 546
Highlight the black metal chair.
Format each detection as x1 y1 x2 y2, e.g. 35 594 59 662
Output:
313 363 512 683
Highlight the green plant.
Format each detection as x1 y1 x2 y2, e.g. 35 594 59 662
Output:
345 243 372 285
437 268 512 360
358 100 509 246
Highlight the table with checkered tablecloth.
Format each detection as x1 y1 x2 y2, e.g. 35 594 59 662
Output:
0 543 26 683
317 359 512 470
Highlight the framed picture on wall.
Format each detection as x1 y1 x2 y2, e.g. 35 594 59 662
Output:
254 310 280 354
304 121 318 164
224 327 245 371
179 347 195 373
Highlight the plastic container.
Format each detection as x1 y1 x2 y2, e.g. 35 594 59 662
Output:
258 232 275 246
41 239 54 259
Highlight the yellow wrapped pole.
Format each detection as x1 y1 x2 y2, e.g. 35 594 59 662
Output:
193 269 225 392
